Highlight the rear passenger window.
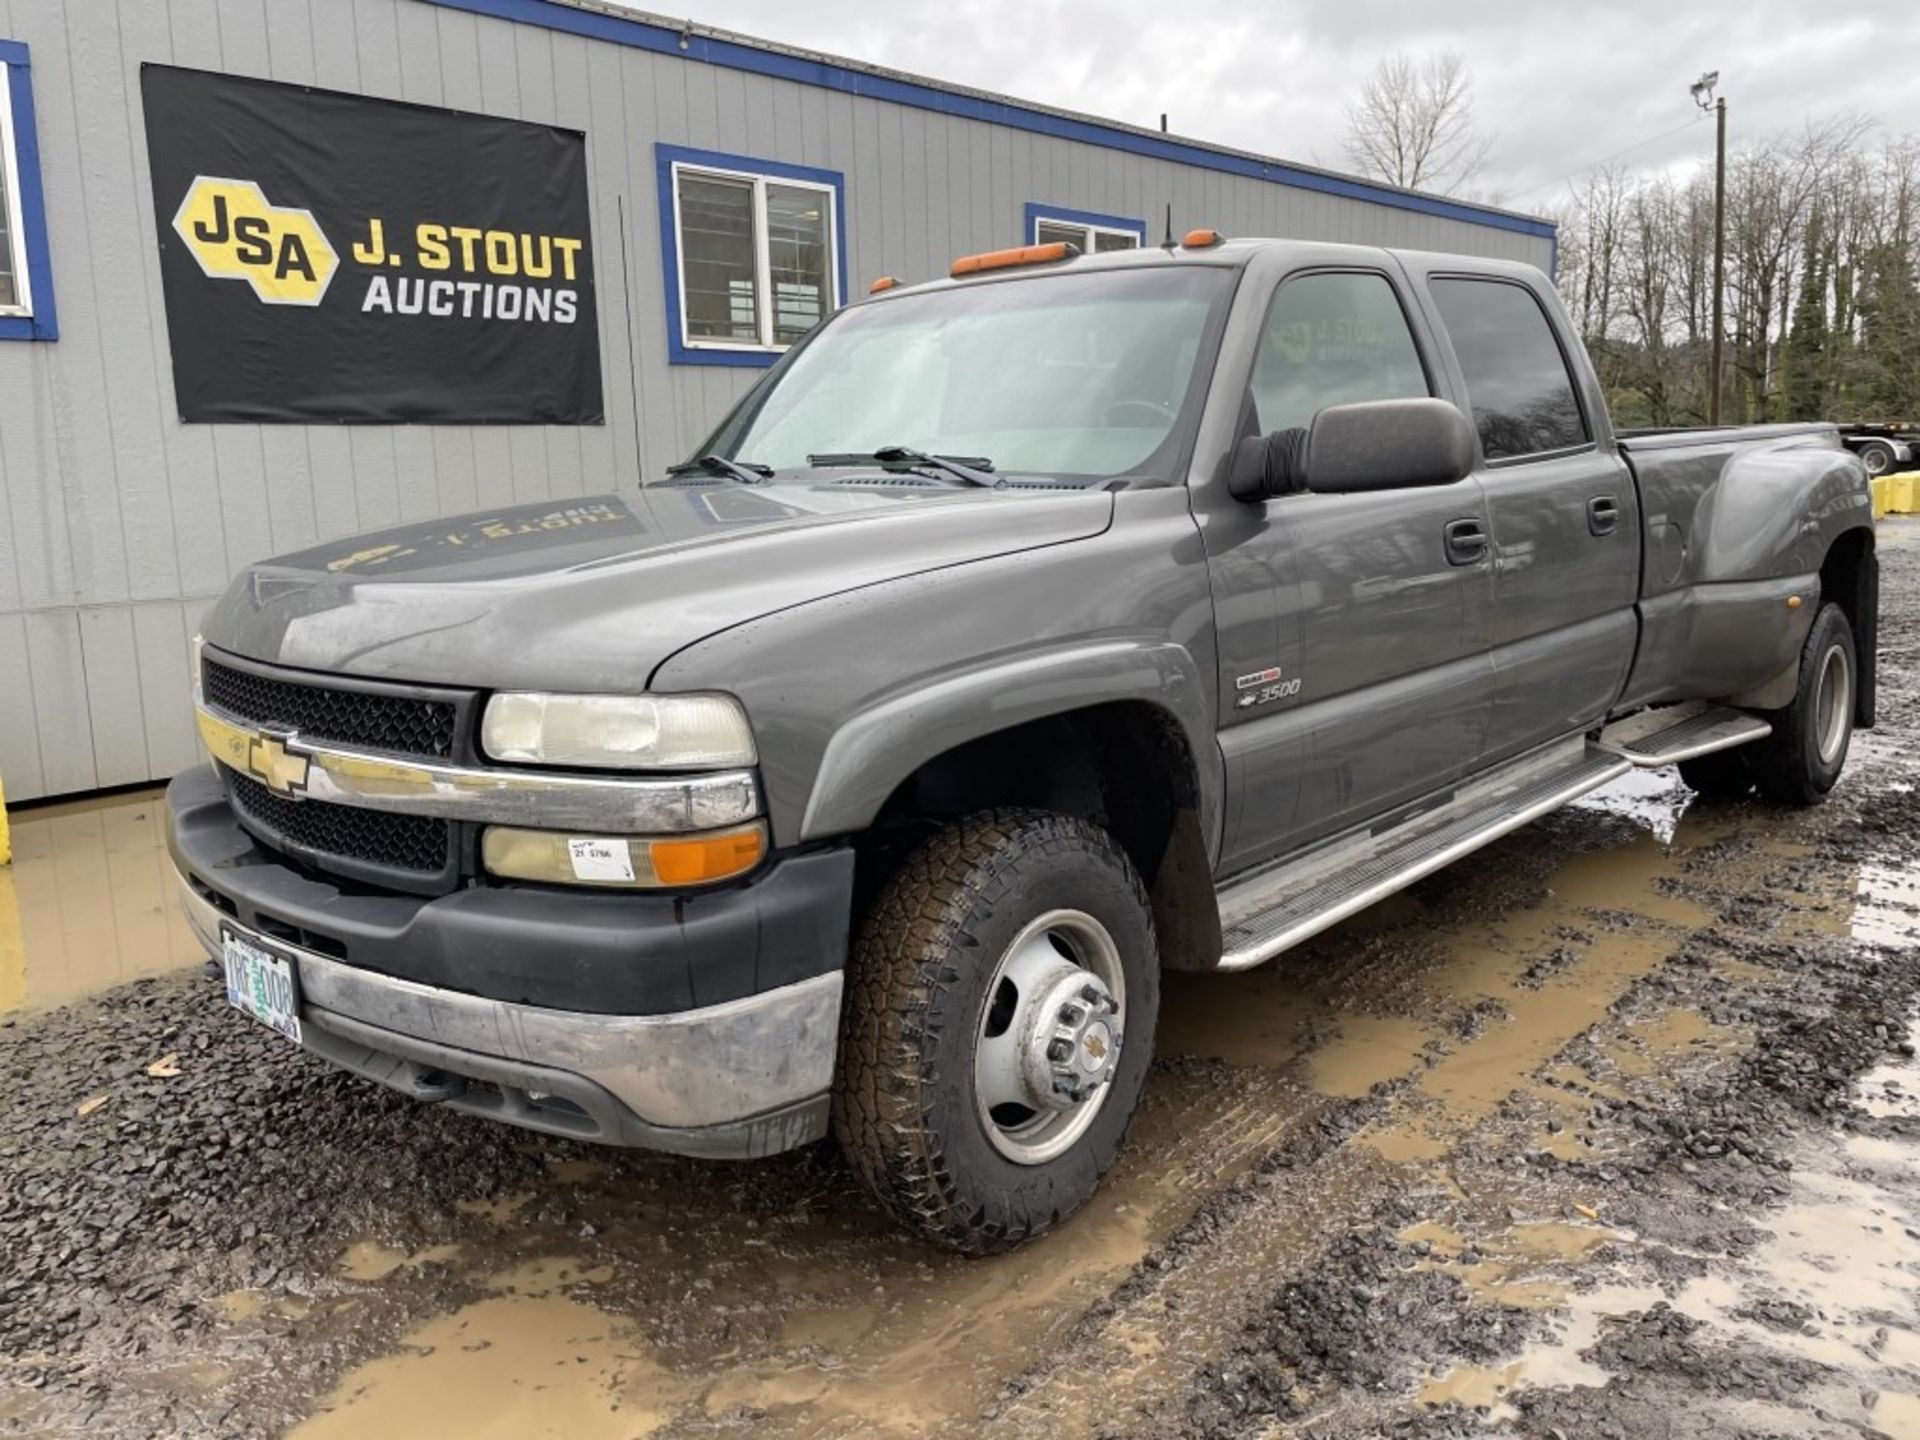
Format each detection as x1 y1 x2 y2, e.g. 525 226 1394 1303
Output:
1250 272 1429 433
1430 278 1589 460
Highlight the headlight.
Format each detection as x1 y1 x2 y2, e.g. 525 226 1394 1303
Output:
480 692 756 770
481 822 767 888
190 634 205 701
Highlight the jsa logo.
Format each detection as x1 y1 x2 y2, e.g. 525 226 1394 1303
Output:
172 176 339 306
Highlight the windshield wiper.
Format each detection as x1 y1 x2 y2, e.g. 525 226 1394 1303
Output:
665 454 774 485
809 447 1000 488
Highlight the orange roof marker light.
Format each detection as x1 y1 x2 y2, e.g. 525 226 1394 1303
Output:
1182 228 1225 248
950 241 1079 279
869 276 903 294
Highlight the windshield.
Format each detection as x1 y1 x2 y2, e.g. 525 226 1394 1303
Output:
693 266 1235 483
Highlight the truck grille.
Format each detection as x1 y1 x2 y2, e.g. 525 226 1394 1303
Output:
226 771 454 879
203 656 460 760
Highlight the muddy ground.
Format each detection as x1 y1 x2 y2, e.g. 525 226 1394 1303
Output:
5 527 1920 1440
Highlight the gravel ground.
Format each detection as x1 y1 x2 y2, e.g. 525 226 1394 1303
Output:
5 523 1920 1440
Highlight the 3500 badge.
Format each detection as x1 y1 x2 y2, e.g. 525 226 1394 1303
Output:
1235 665 1302 710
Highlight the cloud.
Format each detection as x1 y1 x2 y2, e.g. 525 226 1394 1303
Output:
635 0 1916 212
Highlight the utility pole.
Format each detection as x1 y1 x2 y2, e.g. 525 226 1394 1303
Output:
1692 72 1727 425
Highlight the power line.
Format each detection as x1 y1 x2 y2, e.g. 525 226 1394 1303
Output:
1506 114 1707 204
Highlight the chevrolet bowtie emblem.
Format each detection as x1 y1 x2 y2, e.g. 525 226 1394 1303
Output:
248 731 312 798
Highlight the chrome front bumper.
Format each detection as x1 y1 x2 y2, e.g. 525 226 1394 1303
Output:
174 863 842 1158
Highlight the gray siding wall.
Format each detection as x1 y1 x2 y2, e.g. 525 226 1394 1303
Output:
0 0 1553 802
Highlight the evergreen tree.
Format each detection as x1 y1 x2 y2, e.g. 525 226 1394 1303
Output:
1859 242 1920 419
1784 214 1829 420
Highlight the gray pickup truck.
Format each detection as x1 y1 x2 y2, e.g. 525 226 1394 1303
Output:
168 234 1876 1252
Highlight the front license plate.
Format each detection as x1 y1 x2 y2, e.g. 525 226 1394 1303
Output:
220 925 303 1044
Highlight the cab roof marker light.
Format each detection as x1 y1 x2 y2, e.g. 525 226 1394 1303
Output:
1182 228 1225 248
869 275 903 294
949 241 1079 279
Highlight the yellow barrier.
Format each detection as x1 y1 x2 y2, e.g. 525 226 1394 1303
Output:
1872 473 1920 520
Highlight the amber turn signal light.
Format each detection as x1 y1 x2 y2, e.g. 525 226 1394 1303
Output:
1182 228 1224 248
649 827 768 886
950 241 1079 278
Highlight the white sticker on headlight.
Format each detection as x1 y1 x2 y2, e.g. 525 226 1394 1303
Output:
567 837 635 883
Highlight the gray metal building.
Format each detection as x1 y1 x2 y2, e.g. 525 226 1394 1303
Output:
0 0 1555 803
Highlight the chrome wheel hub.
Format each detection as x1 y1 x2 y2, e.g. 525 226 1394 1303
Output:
1026 970 1121 1109
973 909 1127 1166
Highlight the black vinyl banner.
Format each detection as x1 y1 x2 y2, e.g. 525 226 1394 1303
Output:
141 65 603 424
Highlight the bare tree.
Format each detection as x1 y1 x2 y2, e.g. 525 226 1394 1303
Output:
1342 51 1494 195
1552 114 1917 428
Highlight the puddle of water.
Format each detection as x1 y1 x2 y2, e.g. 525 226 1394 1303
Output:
1611 1008 1715 1077
455 1191 536 1225
0 787 204 1014
1854 863 1920 948
292 1293 689 1440
1302 1015 1437 1099
1418 1277 1637 1411
1878 1390 1920 1439
211 1289 268 1322
1857 1015 1920 1120
298 1246 684 1439
209 1289 308 1323
1401 1217 1628 1312
338 1240 464 1282
1572 767 1694 845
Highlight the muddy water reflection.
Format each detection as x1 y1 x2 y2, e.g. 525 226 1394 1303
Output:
0 788 202 1014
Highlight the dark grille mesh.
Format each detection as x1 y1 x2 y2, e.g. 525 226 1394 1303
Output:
204 659 458 759
226 771 452 876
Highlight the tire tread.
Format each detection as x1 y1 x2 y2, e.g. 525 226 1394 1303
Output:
832 808 1151 1254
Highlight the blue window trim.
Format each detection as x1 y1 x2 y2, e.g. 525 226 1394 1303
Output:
0 39 56 341
425 0 1554 248
655 143 848 369
1025 203 1147 247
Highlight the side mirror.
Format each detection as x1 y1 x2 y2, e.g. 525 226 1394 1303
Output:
1227 398 1477 502
1300 398 1477 494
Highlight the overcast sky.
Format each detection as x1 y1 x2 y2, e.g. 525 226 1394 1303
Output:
647 0 1918 214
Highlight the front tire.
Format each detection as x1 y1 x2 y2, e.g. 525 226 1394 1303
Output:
1749 602 1857 806
834 809 1159 1254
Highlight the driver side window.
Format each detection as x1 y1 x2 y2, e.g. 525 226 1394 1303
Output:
1250 272 1431 433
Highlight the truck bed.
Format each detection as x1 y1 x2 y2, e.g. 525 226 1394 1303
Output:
1609 420 1866 715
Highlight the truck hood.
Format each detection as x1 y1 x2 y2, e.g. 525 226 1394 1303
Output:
200 484 1113 691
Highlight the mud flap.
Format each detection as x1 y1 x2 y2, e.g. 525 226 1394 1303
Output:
1856 549 1878 729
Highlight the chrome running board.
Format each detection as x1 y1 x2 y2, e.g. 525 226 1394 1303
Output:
1212 738 1630 973
1593 701 1772 766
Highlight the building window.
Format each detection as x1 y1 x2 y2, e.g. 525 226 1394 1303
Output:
0 41 55 340
1024 202 1146 255
657 144 845 367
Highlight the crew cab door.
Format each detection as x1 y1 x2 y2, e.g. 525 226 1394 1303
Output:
1191 257 1494 876
1405 266 1640 764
